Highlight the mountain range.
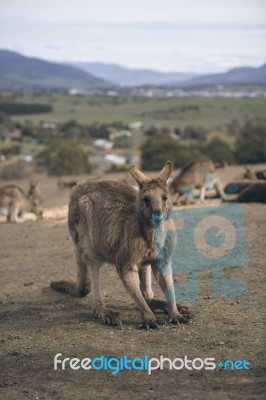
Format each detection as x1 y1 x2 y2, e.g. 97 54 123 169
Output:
0 49 265 91
67 61 198 86
180 64 266 87
0 50 108 91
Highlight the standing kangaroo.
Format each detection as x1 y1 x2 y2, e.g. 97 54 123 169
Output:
0 181 43 222
169 160 225 205
51 161 192 329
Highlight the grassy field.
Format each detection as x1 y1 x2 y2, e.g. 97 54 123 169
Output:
6 94 266 131
1 94 265 157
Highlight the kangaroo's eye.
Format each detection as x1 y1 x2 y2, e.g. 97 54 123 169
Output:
143 196 150 205
162 195 168 202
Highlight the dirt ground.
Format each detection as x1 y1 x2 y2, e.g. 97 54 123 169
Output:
0 165 265 400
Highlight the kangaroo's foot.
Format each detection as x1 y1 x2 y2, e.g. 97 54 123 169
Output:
147 298 195 321
168 311 193 325
137 311 167 330
137 319 167 330
93 306 123 330
50 280 90 297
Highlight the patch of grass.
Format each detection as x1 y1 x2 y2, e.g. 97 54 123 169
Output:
7 94 264 127
3 95 266 151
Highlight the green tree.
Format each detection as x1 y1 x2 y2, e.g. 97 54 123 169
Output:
182 125 207 141
140 135 206 171
1 144 21 158
38 140 92 176
144 125 161 137
203 136 235 164
234 119 266 164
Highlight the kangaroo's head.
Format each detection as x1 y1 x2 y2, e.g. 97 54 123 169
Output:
27 180 44 219
129 161 173 225
244 166 257 180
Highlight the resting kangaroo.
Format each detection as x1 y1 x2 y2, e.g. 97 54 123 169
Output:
57 177 78 190
51 161 192 329
237 182 266 203
0 181 43 222
244 166 266 181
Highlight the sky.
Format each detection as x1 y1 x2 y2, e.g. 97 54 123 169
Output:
0 0 265 73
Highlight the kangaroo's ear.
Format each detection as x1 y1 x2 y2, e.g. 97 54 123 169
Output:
158 161 173 184
129 165 149 187
29 180 37 188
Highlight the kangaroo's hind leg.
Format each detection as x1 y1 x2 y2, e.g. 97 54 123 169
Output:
89 260 122 329
8 201 19 222
50 248 91 297
213 176 226 200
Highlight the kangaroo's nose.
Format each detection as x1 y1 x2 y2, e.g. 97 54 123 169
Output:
153 209 163 215
152 211 165 228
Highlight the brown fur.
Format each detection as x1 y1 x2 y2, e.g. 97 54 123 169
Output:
169 160 225 204
235 166 266 181
51 162 192 329
0 181 43 222
241 166 258 181
57 176 104 190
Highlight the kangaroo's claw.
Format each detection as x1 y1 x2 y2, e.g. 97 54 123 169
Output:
137 321 160 330
137 318 167 330
93 308 123 330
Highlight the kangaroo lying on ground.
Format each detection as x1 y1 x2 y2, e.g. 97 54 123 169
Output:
57 177 78 190
0 181 43 222
255 170 266 180
169 160 225 205
57 176 103 190
237 182 266 203
51 161 193 329
224 166 266 199
237 166 266 181
224 179 256 196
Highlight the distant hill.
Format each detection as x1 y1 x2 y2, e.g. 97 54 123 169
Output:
1 50 265 91
67 61 198 87
179 64 266 87
0 50 110 91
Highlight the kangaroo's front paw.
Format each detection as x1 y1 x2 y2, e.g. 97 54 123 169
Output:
93 307 123 330
147 299 195 321
137 312 166 330
177 306 195 321
169 312 192 325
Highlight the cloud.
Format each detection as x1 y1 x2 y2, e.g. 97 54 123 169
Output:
0 1 265 72
1 0 265 25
